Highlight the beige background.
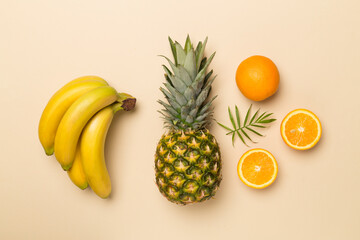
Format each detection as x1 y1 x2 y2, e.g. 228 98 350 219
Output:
1 0 360 239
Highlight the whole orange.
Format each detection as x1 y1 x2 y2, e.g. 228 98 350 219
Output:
235 55 279 101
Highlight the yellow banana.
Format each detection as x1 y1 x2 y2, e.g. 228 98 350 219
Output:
67 144 88 190
62 75 108 87
54 86 119 170
81 94 136 199
38 76 108 155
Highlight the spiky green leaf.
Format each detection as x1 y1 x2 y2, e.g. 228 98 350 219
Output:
249 108 260 124
243 104 251 127
252 124 266 128
240 128 256 143
199 96 217 115
163 82 177 98
203 74 216 90
168 37 177 65
189 107 199 118
184 35 192 53
195 86 210 107
183 86 195 101
185 115 194 123
160 87 173 100
257 111 267 121
183 50 196 79
161 55 180 77
180 105 190 119
217 121 233 132
257 113 274 122
232 132 235 146
162 65 173 77
195 111 211 122
201 52 215 72
158 100 178 117
177 66 192 86
235 105 241 128
257 118 277 124
228 107 236 130
168 98 181 111
236 130 248 146
196 37 208 71
245 127 263 136
175 43 186 65
166 75 187 94
203 70 213 87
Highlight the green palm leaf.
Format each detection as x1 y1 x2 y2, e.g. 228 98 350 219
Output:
217 105 276 146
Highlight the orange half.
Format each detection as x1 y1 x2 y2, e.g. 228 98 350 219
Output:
237 149 278 189
281 109 322 150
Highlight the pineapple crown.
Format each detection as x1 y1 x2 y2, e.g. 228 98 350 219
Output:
159 35 217 131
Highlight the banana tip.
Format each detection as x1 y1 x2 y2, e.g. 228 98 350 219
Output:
44 147 54 156
62 164 72 171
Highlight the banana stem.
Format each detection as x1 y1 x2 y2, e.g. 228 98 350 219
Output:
111 102 123 113
114 93 136 113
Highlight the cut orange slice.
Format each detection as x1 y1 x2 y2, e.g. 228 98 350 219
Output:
281 109 322 150
237 149 278 189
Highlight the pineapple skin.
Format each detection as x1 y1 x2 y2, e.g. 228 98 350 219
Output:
155 129 222 205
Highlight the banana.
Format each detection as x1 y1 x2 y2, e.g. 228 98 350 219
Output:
54 86 119 170
67 144 88 190
62 75 108 88
39 76 108 155
80 94 136 199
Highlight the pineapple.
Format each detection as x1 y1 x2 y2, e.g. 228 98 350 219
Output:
155 36 222 205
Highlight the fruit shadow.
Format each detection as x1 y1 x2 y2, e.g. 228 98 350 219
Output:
166 187 227 214
256 79 283 105
102 107 139 200
255 167 282 193
252 128 325 195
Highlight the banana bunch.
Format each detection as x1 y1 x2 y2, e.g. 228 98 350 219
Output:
38 76 136 198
